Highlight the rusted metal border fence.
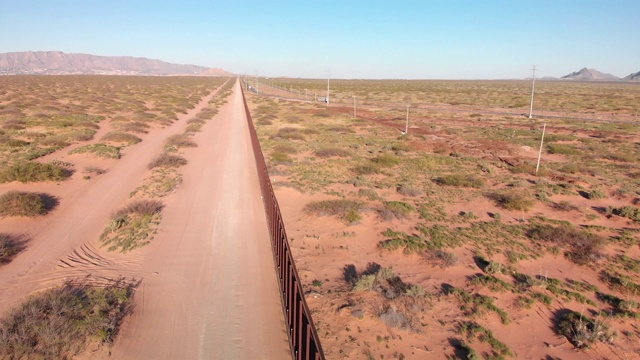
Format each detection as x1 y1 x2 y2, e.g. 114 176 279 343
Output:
241 85 326 360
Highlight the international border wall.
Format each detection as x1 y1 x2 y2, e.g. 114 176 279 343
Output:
241 86 326 360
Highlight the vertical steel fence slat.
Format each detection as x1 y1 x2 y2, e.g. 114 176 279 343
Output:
241 85 326 360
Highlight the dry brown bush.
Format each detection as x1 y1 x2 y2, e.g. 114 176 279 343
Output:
0 191 52 217
165 134 197 149
101 131 142 144
148 153 188 169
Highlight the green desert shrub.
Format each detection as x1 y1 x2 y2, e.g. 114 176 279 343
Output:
353 162 381 175
358 188 381 201
556 310 614 349
612 206 640 221
380 201 414 220
101 200 164 252
0 191 48 217
488 191 534 211
585 189 607 200
101 131 142 145
372 152 400 167
547 143 581 155
113 121 150 134
304 199 364 224
70 144 121 159
0 162 70 183
0 279 135 359
0 233 25 264
271 152 293 164
185 120 204 132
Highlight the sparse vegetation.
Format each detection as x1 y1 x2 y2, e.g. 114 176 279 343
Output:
585 189 607 200
488 191 534 212
100 200 163 252
70 143 121 159
423 249 458 268
315 147 351 158
0 233 26 264
459 321 513 357
396 183 422 197
0 279 136 359
304 199 364 224
148 153 188 169
435 174 484 188
248 78 640 359
547 143 580 155
527 224 605 264
379 201 414 220
556 310 615 349
0 191 53 217
0 161 70 183
101 131 142 145
612 206 640 222
165 133 197 150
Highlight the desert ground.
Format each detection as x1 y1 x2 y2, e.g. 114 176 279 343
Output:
0 75 639 360
0 77 289 359
245 79 640 360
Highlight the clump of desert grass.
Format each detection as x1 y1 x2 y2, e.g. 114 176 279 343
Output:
304 199 364 224
101 131 142 145
147 153 188 169
100 200 164 252
0 233 27 264
165 134 197 150
0 161 71 183
488 190 534 211
0 191 56 217
0 278 137 359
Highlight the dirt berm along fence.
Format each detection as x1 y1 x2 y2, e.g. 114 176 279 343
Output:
241 87 326 360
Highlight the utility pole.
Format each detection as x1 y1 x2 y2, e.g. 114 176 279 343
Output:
255 70 259 95
327 77 330 105
404 105 410 134
326 68 331 105
536 123 546 175
529 65 536 119
353 96 357 118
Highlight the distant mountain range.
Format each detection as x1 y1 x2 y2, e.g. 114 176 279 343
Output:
0 51 233 76
561 68 619 81
623 70 640 81
552 67 639 82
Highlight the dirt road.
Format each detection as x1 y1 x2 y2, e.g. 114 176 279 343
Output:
0 80 290 359
111 80 290 359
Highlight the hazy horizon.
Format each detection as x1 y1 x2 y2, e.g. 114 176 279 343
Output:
1 0 638 80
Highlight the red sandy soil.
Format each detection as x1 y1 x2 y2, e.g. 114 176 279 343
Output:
274 186 640 360
0 80 290 359
263 110 640 359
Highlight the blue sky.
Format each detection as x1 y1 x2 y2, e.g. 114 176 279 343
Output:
1 0 638 79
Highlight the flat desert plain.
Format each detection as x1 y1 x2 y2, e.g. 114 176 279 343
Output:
0 76 289 359
246 79 640 360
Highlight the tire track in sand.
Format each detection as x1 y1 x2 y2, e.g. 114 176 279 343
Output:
0 83 226 316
